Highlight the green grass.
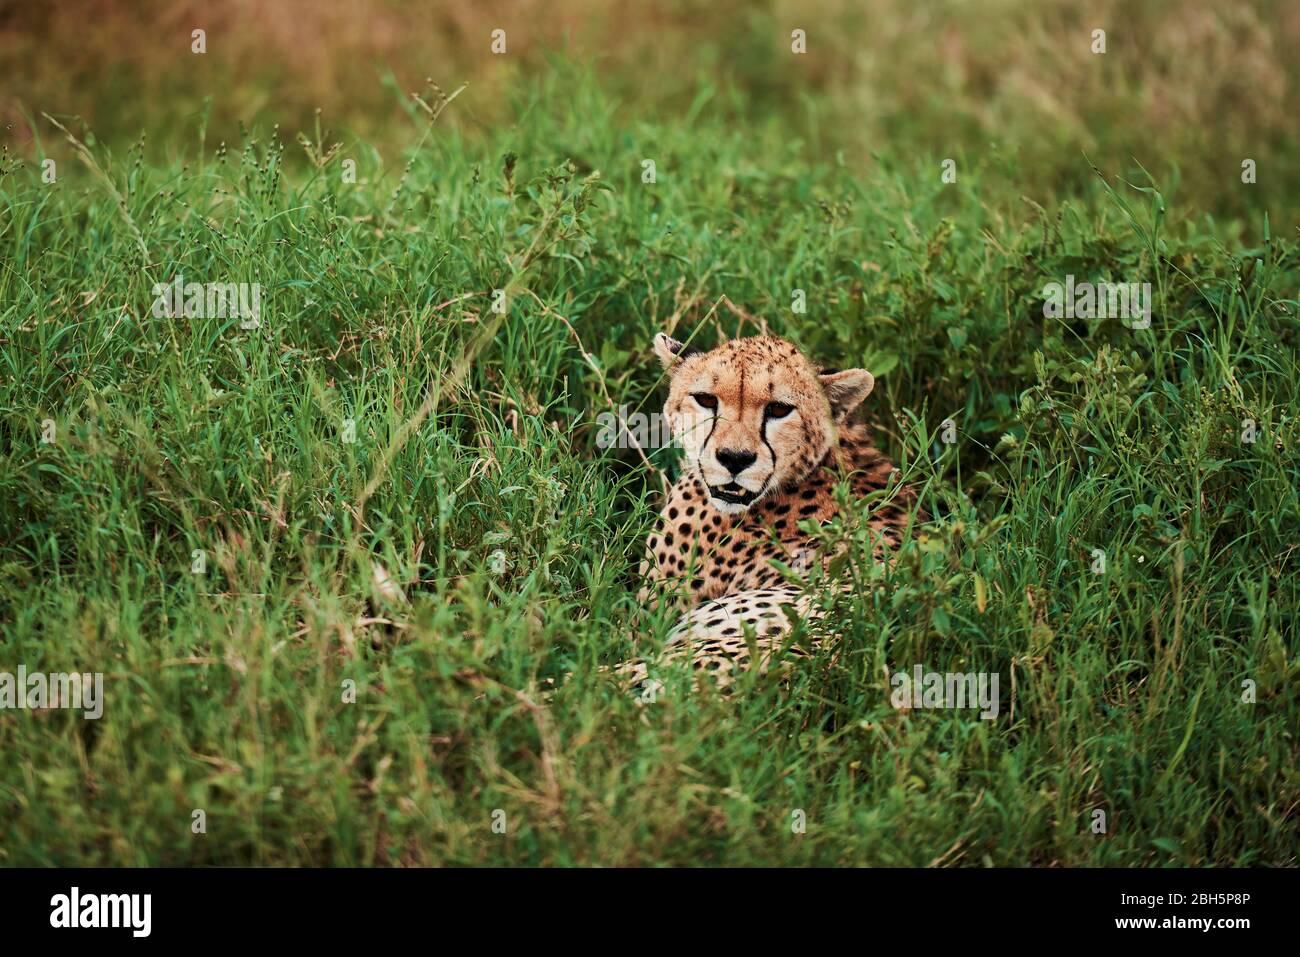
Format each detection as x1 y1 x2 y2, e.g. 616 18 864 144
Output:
1 68 1297 866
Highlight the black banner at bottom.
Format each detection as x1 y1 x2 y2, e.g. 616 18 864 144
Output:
0 867 1279 942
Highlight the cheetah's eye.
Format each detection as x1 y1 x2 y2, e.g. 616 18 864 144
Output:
692 393 718 411
765 401 794 419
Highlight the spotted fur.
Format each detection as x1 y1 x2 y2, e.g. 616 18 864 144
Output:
615 333 923 693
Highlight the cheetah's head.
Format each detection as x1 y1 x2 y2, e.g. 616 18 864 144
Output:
654 333 875 515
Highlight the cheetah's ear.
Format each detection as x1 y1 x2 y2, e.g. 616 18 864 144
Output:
654 333 700 370
819 368 875 418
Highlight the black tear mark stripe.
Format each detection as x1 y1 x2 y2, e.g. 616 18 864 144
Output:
755 370 781 471
761 405 779 475
701 410 719 463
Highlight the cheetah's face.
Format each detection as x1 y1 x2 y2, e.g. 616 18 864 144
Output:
654 333 875 515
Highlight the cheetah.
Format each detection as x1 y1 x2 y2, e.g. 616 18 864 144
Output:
615 332 925 693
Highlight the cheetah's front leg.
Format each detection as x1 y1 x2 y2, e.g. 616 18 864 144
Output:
614 586 822 694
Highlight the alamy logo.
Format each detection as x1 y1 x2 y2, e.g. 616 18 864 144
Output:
50 887 151 937
595 405 680 450
890 665 1000 720
1042 274 1151 329
151 274 262 328
0 666 103 719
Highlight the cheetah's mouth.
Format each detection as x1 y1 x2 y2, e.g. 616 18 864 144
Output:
708 482 759 507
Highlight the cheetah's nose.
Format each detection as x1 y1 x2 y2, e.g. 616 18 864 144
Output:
716 448 758 475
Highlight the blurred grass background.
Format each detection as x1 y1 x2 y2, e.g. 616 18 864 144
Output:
4 0 1299 226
